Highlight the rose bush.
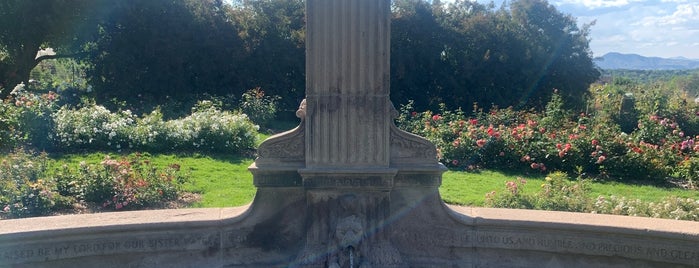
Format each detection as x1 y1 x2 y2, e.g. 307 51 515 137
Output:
0 83 60 151
1 151 189 218
396 90 699 185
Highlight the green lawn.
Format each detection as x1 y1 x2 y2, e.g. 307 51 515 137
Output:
441 170 699 206
48 153 256 207
45 153 699 209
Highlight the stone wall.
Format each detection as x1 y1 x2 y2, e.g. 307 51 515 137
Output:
2 202 697 267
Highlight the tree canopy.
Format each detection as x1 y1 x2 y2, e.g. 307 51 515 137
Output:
86 0 246 106
1 0 600 112
0 0 98 99
391 0 599 110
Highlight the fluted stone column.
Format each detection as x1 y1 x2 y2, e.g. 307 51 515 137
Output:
294 1 405 267
253 1 442 267
305 0 392 169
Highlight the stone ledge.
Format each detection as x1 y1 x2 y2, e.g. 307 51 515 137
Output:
3 205 696 239
449 205 699 238
0 206 250 239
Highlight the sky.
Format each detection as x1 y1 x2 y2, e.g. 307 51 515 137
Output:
223 0 697 59
470 0 699 59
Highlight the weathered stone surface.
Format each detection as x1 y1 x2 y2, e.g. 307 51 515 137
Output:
3 0 699 267
304 0 392 169
2 205 699 267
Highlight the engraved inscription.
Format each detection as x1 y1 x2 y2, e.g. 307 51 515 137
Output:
224 229 251 249
473 232 699 264
303 176 392 188
393 228 471 248
0 233 217 264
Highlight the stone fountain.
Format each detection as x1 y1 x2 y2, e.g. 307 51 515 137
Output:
1 0 698 267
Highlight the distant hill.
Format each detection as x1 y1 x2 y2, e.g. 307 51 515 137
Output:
594 52 699 70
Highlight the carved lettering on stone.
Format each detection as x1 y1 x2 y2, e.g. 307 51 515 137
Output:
0 233 219 264
472 231 699 264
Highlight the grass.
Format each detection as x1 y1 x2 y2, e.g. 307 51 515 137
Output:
43 153 699 209
439 170 539 206
153 154 255 207
440 170 699 206
47 152 256 207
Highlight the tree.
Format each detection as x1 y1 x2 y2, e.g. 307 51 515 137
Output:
508 0 599 109
228 0 306 111
86 0 246 111
1 0 599 114
0 0 97 99
391 0 456 109
390 0 599 111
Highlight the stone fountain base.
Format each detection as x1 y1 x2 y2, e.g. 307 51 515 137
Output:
2 183 698 268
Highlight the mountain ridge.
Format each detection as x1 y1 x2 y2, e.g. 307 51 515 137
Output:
594 52 699 70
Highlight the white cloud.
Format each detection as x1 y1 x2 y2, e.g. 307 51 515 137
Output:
553 0 642 9
600 35 628 42
476 0 699 58
633 3 699 27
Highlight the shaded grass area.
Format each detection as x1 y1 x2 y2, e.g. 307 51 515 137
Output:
45 154 699 209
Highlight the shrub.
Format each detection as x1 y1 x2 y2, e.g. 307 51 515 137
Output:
591 196 699 221
535 172 590 212
53 104 135 151
240 87 280 127
53 154 187 210
484 177 534 209
483 172 699 221
1 151 191 218
162 101 259 153
52 103 259 154
0 83 60 151
395 90 699 184
0 150 71 218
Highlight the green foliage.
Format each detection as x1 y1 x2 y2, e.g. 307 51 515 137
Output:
53 154 186 210
29 59 90 94
601 69 699 86
0 0 97 99
484 171 699 221
86 0 247 111
391 0 599 111
677 156 699 189
0 83 60 151
5 152 696 220
228 0 306 111
1 151 189 218
591 196 699 221
170 102 259 153
540 90 568 129
240 87 281 127
484 177 534 209
535 172 590 212
52 103 259 154
394 85 699 184
0 151 71 218
5 0 598 114
50 153 256 208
